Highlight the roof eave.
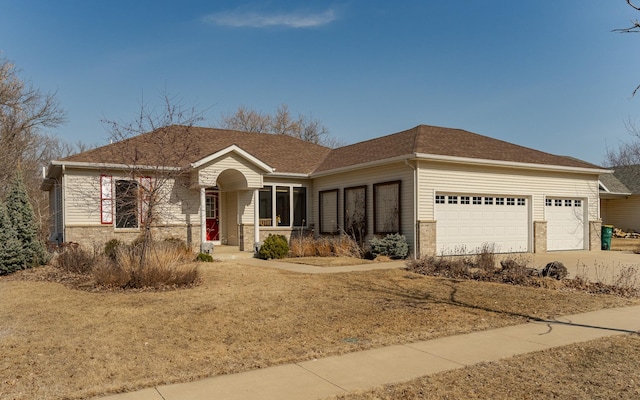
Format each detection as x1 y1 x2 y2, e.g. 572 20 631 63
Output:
414 153 611 174
48 160 184 172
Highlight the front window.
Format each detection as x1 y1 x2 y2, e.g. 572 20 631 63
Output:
258 185 307 227
293 187 307 226
276 186 290 226
374 181 400 234
115 180 139 229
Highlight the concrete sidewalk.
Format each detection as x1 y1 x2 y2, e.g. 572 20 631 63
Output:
98 305 640 400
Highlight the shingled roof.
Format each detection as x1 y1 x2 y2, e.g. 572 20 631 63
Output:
58 124 602 176
313 125 602 173
608 165 640 193
61 126 331 175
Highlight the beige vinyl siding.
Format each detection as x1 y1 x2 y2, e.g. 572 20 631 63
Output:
312 162 415 249
64 168 200 227
601 196 640 232
238 190 254 225
197 153 264 189
65 169 102 225
417 161 599 222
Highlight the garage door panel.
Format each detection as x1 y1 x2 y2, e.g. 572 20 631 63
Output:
546 198 584 251
436 194 528 255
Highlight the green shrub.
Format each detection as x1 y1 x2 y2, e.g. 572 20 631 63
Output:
195 252 214 262
368 233 409 259
258 234 289 259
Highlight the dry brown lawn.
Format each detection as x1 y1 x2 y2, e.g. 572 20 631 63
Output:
1 262 638 399
283 256 374 267
327 334 640 400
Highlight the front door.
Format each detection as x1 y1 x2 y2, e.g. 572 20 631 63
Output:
205 192 220 241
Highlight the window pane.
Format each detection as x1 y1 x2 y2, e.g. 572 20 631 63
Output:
320 189 338 234
276 186 290 226
374 181 400 234
115 180 138 229
259 186 272 226
345 186 366 242
293 187 306 226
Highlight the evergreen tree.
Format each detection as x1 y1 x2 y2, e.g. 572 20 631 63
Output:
5 171 48 267
0 201 24 274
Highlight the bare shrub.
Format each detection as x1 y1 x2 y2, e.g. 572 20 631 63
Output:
331 235 363 258
103 244 199 289
53 243 97 274
315 237 333 257
474 243 497 273
91 257 130 288
289 235 316 257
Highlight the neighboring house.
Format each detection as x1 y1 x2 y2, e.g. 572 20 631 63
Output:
41 125 608 257
599 165 640 232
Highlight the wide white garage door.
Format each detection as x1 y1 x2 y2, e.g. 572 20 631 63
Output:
546 198 585 251
436 194 529 255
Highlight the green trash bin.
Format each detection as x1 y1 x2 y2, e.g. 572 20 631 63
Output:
601 225 613 250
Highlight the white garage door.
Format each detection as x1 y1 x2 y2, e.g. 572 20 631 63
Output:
546 198 585 251
436 194 529 255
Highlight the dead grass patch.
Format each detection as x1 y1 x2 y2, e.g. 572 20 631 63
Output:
327 334 640 400
1 264 638 399
283 257 373 267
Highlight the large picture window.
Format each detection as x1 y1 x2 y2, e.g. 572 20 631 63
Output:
320 189 339 234
115 179 139 229
344 185 366 243
373 181 400 234
258 185 307 227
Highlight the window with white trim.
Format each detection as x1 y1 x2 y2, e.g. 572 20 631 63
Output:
115 179 139 229
545 198 552 206
496 197 505 205
460 196 470 204
517 198 526 206
473 196 482 205
485 197 493 205
435 195 445 204
448 196 458 204
507 198 515 206
575 199 582 207
100 175 113 224
258 185 307 227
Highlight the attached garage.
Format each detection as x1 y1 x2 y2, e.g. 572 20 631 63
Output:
436 193 529 255
545 198 585 251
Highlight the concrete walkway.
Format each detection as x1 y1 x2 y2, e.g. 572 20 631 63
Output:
98 305 640 400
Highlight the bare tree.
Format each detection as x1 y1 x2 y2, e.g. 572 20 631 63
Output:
614 1 640 96
0 56 67 238
220 103 343 147
605 119 640 166
100 93 205 267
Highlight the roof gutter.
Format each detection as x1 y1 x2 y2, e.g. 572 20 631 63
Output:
48 160 183 173
413 153 612 175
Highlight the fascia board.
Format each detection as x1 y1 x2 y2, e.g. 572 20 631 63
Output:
414 153 611 175
49 160 183 172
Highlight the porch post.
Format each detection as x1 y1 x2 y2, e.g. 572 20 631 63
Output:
254 188 260 248
200 187 206 245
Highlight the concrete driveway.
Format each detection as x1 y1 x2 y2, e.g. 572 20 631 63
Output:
504 250 640 284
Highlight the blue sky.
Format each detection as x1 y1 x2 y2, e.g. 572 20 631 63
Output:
1 1 639 165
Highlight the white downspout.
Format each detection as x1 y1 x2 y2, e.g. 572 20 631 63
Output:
405 159 418 260
62 165 66 243
200 187 206 247
254 188 260 250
